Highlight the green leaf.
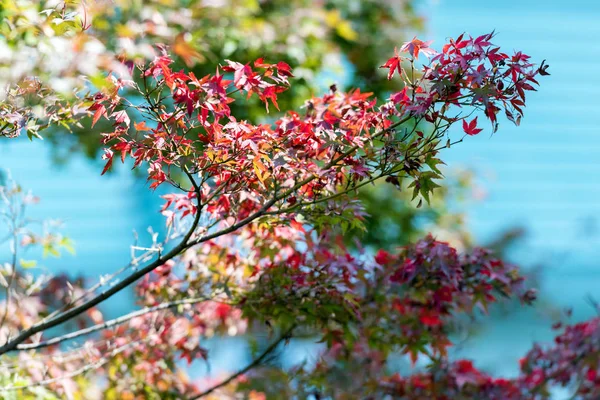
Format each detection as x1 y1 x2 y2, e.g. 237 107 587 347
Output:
248 336 260 357
425 155 445 176
26 129 43 141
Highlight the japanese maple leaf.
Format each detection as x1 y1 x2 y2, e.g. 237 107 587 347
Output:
89 103 106 127
276 61 293 77
454 360 485 388
462 117 483 136
112 110 130 127
419 310 443 327
222 60 260 94
259 85 286 112
400 37 437 60
374 249 392 265
100 149 114 175
380 48 403 80
173 32 203 67
390 87 410 105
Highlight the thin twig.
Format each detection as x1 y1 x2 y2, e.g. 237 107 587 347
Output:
16 296 212 351
188 325 296 399
0 115 411 355
0 336 150 392
0 172 203 355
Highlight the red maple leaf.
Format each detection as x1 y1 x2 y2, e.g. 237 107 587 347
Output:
90 103 106 127
259 85 286 112
380 48 403 80
374 249 392 265
100 149 114 175
390 87 410 105
400 37 437 60
462 117 483 136
419 310 443 327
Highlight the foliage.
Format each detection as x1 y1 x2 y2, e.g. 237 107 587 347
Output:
1 4 596 399
346 170 475 251
0 0 422 158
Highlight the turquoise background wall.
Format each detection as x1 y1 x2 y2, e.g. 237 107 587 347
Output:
425 0 600 378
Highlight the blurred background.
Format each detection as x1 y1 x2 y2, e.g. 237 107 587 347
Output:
426 0 600 377
1 0 599 387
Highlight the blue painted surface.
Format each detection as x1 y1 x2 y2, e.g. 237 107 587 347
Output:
424 0 600 379
428 0 600 268
0 139 165 317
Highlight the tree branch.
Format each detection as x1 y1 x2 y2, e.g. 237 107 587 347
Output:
16 296 212 351
188 325 296 399
0 172 203 355
0 337 146 393
0 115 411 356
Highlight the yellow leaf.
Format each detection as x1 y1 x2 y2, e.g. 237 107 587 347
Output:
253 157 271 186
324 10 357 41
115 24 135 38
325 10 341 27
19 259 37 269
336 20 358 41
59 237 76 255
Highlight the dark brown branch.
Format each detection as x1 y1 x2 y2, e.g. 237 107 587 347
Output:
0 172 203 355
0 115 411 355
16 296 212 351
0 337 148 392
188 325 296 399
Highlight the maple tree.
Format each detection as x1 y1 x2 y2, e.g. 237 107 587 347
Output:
0 0 472 252
1 2 598 398
0 0 422 157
